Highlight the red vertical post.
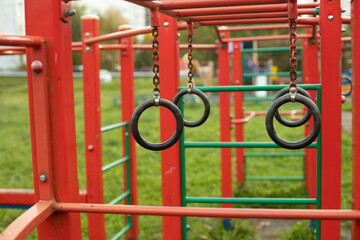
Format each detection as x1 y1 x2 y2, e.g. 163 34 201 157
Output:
302 29 319 205
319 0 342 238
158 14 182 240
119 24 139 239
352 0 360 238
232 41 245 186
81 15 106 240
218 30 233 210
24 0 82 239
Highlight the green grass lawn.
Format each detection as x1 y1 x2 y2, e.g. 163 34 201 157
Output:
0 76 353 239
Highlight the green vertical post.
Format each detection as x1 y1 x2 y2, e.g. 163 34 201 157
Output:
125 124 133 228
179 99 187 240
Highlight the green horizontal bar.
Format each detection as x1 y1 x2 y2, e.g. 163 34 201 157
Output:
244 72 303 77
101 122 128 133
245 152 304 157
184 142 317 148
110 224 131 240
186 197 316 205
102 156 129 172
247 176 304 181
244 96 274 102
109 191 131 205
242 47 302 53
179 84 321 92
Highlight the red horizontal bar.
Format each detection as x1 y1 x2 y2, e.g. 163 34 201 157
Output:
0 189 35 206
0 50 26 55
0 46 26 52
84 27 152 44
222 34 312 42
0 34 43 48
226 24 310 31
0 201 54 240
175 4 288 17
0 189 87 206
133 44 217 50
174 3 316 17
342 37 351 43
199 18 290 26
188 8 314 22
55 202 360 220
159 0 287 10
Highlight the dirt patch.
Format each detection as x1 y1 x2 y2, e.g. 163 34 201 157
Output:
249 219 297 240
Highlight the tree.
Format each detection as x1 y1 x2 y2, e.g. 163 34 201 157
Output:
71 5 87 67
99 9 128 71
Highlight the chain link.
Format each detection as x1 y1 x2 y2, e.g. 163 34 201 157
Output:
187 34 194 92
152 27 160 93
289 19 298 89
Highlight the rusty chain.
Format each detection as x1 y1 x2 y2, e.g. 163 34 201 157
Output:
152 26 160 94
187 34 194 92
289 19 298 102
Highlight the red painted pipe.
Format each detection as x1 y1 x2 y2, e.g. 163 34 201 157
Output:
222 34 312 42
55 202 360 220
174 3 317 17
0 34 43 47
175 4 288 17
199 18 290 26
159 0 288 10
84 27 152 44
342 37 351 43
188 9 314 21
226 24 309 31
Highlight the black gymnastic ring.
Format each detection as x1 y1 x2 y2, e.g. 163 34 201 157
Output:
173 88 210 127
273 87 312 127
341 77 352 97
266 94 321 150
130 98 184 151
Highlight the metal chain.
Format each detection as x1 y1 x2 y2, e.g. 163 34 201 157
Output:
289 19 298 89
152 26 160 93
289 19 298 102
187 34 194 92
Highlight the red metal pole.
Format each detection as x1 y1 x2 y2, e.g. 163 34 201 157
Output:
84 27 152 45
222 34 312 42
175 4 288 17
0 34 42 47
0 201 54 240
158 14 183 240
226 24 309 31
319 0 342 238
24 0 82 238
159 0 289 9
301 28 319 205
81 15 106 240
119 24 139 240
232 41 245 186
218 29 233 211
55 202 360 220
352 0 360 238
188 9 314 22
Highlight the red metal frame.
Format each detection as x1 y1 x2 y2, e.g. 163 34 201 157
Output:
158 13 183 239
81 16 106 240
218 30 233 211
319 0 342 238
119 25 139 240
232 41 245 186
301 27 319 205
352 0 360 238
24 0 82 238
0 0 355 239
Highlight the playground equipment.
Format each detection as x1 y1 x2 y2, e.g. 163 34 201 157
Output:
0 0 359 240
